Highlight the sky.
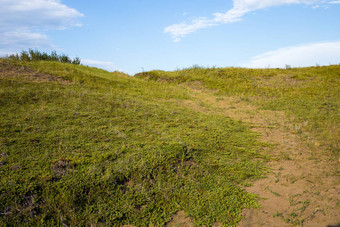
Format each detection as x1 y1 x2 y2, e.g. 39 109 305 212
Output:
0 0 340 75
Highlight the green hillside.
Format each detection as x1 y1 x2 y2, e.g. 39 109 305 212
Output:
1 58 339 226
0 59 269 226
136 65 340 154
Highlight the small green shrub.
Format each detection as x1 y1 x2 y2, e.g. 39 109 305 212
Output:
6 49 81 65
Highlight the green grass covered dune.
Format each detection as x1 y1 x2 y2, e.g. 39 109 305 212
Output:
136 65 340 154
0 59 268 226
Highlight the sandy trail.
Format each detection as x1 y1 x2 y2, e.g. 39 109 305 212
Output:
169 86 340 227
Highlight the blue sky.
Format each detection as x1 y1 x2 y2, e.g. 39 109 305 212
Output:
0 0 340 74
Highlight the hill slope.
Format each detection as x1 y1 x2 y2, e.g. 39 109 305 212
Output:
135 65 340 154
0 59 268 226
1 59 339 226
136 65 340 226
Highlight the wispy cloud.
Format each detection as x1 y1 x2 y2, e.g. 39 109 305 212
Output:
165 18 218 42
81 59 118 72
165 0 324 42
328 0 340 3
0 50 16 57
0 31 49 47
0 0 83 51
241 41 340 68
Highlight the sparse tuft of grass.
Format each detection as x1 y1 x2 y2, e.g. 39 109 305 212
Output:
265 187 281 197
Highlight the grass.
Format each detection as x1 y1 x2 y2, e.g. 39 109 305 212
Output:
135 65 340 156
265 187 281 197
1 58 339 226
0 59 268 226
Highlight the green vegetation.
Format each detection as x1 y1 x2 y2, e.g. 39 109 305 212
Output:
0 59 267 226
6 49 81 65
1 56 339 226
136 65 340 155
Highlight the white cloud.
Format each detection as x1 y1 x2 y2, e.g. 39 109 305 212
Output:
0 0 83 51
165 0 323 41
0 50 16 57
0 31 49 48
81 59 118 72
165 17 218 42
329 0 340 3
241 41 340 68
